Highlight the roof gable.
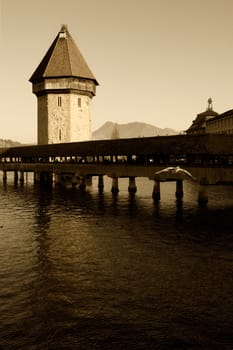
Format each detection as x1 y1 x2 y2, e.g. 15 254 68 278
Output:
29 25 98 84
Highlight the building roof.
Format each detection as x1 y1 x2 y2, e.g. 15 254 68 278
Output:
186 118 204 134
29 25 98 85
206 109 233 124
186 98 218 134
1 134 233 158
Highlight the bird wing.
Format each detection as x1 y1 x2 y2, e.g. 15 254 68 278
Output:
155 167 174 174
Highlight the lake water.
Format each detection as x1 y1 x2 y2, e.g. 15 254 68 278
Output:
0 175 232 349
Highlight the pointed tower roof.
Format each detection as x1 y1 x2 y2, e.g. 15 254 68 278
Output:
29 25 98 85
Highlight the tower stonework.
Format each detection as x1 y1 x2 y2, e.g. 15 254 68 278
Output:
29 25 98 144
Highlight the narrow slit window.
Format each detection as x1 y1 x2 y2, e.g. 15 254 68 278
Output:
59 129 61 141
78 97 81 108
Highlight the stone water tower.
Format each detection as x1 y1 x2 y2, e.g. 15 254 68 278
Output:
29 25 98 144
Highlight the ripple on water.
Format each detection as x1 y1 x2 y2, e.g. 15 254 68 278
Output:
0 178 232 349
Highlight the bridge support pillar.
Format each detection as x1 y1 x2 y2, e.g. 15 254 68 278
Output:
3 170 7 182
54 173 61 185
14 170 18 183
41 172 53 186
175 180 183 199
19 171 24 183
79 176 86 191
98 175 104 192
34 171 53 186
34 172 40 184
152 180 160 200
71 173 78 187
128 176 137 194
111 177 119 194
198 178 208 204
85 175 92 185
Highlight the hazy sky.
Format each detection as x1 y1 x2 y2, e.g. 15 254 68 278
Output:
1 0 233 143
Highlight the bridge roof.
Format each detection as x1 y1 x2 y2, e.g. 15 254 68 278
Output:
0 135 232 158
29 25 98 85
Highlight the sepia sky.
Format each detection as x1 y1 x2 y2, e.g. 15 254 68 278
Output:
1 0 233 143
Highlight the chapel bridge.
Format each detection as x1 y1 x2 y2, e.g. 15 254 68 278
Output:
0 134 232 203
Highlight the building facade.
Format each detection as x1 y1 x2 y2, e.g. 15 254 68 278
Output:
186 98 218 135
186 98 233 135
206 109 233 134
30 25 98 144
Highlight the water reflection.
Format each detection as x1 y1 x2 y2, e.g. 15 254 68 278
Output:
128 194 137 216
175 198 184 221
0 178 232 349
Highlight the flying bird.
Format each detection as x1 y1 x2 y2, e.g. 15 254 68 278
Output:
154 166 196 181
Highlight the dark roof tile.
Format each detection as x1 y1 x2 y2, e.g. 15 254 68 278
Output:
29 25 98 84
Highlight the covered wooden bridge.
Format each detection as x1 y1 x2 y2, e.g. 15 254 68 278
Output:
0 134 232 203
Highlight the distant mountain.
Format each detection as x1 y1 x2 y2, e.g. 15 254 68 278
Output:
0 122 178 147
93 122 178 140
0 139 21 147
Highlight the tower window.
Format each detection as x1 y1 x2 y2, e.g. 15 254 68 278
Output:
59 129 61 141
58 96 62 107
78 97 81 108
